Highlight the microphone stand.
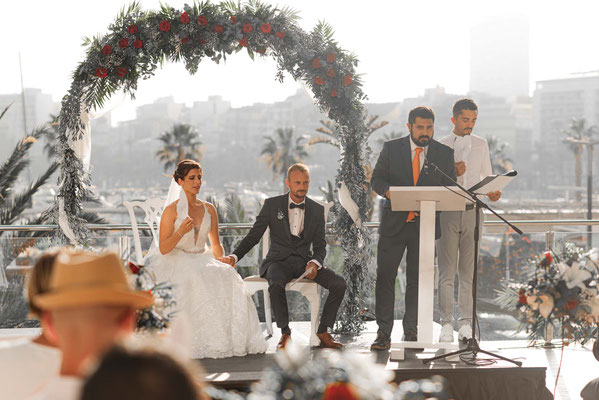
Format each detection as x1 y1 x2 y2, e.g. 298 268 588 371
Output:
422 158 523 367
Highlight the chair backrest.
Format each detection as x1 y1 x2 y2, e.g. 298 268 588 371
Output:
123 198 165 264
262 200 334 258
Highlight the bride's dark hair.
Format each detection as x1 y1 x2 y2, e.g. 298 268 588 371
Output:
173 159 202 183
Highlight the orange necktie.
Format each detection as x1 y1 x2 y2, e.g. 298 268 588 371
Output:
406 147 423 222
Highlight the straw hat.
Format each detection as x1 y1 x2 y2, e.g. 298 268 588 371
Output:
34 250 154 310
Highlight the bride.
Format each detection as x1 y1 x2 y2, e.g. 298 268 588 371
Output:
149 159 267 359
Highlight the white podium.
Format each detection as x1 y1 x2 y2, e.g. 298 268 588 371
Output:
388 186 467 360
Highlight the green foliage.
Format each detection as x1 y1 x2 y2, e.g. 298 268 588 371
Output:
261 127 309 188
155 123 203 172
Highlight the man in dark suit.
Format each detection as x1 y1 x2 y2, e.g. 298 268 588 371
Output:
221 164 346 349
370 106 456 350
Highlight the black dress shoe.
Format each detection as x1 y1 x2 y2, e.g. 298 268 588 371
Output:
370 330 391 351
403 329 418 342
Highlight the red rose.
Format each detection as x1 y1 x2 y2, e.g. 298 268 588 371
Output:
180 12 190 24
258 47 266 54
115 67 127 77
243 23 253 33
326 67 335 77
566 299 578 310
261 23 271 33
544 251 553 264
181 36 190 44
215 24 224 34
238 37 248 47
518 289 527 304
322 382 359 400
159 20 171 32
230 15 238 24
102 45 112 55
199 38 207 45
118 38 129 48
312 58 321 69
330 88 338 97
197 15 208 26
128 25 138 34
343 74 352 86
276 31 285 39
128 262 141 274
314 76 325 85
327 52 337 63
133 39 143 48
95 67 108 78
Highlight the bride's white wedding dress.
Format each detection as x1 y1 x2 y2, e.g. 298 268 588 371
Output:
149 195 267 359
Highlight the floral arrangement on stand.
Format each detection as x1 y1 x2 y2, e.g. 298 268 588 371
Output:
495 242 599 343
53 0 373 333
127 262 176 332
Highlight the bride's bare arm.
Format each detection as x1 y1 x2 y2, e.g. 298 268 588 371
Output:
206 203 225 259
159 203 191 255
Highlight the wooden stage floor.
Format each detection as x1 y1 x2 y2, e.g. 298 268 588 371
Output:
198 321 598 400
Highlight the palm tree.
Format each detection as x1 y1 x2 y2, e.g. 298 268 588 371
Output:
562 118 596 202
155 123 203 172
375 130 404 149
260 127 308 190
486 136 513 174
42 114 59 160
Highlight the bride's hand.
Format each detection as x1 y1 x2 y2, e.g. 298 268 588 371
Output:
217 256 236 267
178 217 194 235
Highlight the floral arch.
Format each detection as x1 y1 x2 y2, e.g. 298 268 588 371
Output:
54 0 372 332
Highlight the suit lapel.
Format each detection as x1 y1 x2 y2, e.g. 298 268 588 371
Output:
417 141 437 185
400 137 414 185
303 197 312 238
280 194 292 242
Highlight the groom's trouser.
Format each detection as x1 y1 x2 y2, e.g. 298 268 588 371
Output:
437 208 483 327
376 221 420 336
265 254 346 332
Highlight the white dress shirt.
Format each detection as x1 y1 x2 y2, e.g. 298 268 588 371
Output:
288 197 305 237
439 132 492 189
409 137 428 173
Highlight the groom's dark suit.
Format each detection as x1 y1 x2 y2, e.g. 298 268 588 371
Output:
371 136 456 336
233 194 346 333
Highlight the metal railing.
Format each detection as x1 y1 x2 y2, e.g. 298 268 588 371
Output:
2 219 599 232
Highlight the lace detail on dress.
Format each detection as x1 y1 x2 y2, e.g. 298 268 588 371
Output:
173 203 211 254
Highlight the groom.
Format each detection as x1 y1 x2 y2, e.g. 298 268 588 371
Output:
221 163 346 349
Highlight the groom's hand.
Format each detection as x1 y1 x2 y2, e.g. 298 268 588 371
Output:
218 256 236 267
305 262 318 280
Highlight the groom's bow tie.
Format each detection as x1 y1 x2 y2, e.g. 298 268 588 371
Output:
289 203 305 210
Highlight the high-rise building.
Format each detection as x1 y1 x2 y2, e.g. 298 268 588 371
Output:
470 16 530 98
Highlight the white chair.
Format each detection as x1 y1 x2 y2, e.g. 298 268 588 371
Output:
123 198 165 265
243 201 334 346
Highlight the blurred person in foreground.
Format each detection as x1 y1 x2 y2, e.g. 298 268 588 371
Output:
1 250 62 399
30 250 153 399
80 345 207 400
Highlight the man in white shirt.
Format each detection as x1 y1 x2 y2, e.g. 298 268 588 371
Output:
437 98 501 343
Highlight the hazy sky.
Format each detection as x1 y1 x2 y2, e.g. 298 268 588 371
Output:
2 0 599 122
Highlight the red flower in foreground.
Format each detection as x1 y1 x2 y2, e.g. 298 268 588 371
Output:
115 67 128 77
312 58 321 69
257 47 266 54
159 20 171 32
243 23 253 33
133 39 143 49
566 299 579 311
128 25 138 34
180 12 190 24
343 74 352 86
330 88 338 97
260 23 271 33
238 37 248 47
214 24 224 34
118 38 129 48
102 45 112 55
95 68 108 78
276 31 285 39
518 289 527 304
129 262 142 274
181 36 190 44
322 382 359 400
327 52 337 63
197 15 208 26
314 76 325 85
230 15 238 24
199 38 207 45
326 67 335 77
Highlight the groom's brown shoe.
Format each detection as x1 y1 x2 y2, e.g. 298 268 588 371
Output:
317 332 343 349
277 333 291 349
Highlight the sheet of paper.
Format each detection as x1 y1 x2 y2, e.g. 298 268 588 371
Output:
288 266 314 288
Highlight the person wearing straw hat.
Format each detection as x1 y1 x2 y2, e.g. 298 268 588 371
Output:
30 250 153 400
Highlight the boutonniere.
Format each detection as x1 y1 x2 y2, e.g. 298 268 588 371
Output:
277 209 285 220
